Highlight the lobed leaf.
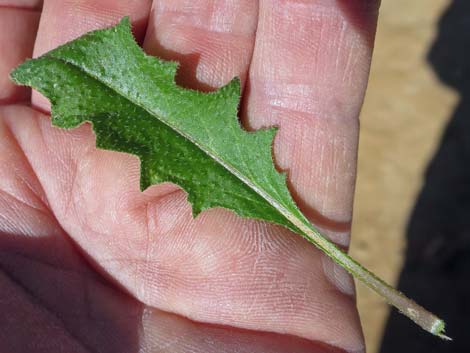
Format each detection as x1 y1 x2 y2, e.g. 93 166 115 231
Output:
11 17 449 340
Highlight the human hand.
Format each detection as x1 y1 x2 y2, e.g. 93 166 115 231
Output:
0 1 379 352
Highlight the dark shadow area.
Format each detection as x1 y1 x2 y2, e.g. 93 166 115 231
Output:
0 232 143 353
380 0 470 352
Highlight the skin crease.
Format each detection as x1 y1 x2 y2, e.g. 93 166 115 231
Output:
0 0 379 352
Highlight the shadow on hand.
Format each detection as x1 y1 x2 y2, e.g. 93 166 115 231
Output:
380 0 470 352
0 230 349 352
0 231 142 353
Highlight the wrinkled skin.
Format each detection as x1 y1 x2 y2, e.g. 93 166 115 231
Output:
0 1 379 352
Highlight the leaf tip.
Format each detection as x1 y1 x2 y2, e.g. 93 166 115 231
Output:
9 60 29 86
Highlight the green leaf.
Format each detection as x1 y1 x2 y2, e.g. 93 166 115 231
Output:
11 17 449 340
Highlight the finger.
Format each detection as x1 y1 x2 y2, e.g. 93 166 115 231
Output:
0 1 41 104
141 308 345 353
244 0 379 246
31 0 152 111
143 0 258 90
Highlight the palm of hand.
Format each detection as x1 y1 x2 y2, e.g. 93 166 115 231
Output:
0 1 378 352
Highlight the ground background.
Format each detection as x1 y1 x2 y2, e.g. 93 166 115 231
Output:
349 0 463 352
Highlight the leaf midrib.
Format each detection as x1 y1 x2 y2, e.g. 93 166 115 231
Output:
49 54 308 232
